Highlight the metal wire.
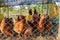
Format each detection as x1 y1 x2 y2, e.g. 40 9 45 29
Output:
0 1 59 40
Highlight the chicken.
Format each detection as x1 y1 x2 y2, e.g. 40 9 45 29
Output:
3 25 12 35
13 15 26 34
32 9 39 23
0 18 13 35
32 9 39 30
13 15 33 39
45 14 52 32
38 14 52 33
23 27 33 39
13 19 24 34
0 19 6 33
38 15 45 33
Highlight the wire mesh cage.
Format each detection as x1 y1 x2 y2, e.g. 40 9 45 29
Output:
0 0 59 40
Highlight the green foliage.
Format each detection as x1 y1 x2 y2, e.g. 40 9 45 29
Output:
0 4 58 19
0 14 4 22
31 4 47 14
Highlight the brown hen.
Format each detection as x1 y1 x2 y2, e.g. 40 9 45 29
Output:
13 15 26 35
0 19 13 35
23 27 33 39
38 15 45 32
0 19 6 33
45 14 52 32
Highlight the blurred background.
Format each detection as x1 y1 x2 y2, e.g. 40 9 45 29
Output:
0 0 59 22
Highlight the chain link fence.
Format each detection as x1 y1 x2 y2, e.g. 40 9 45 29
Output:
0 3 59 40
